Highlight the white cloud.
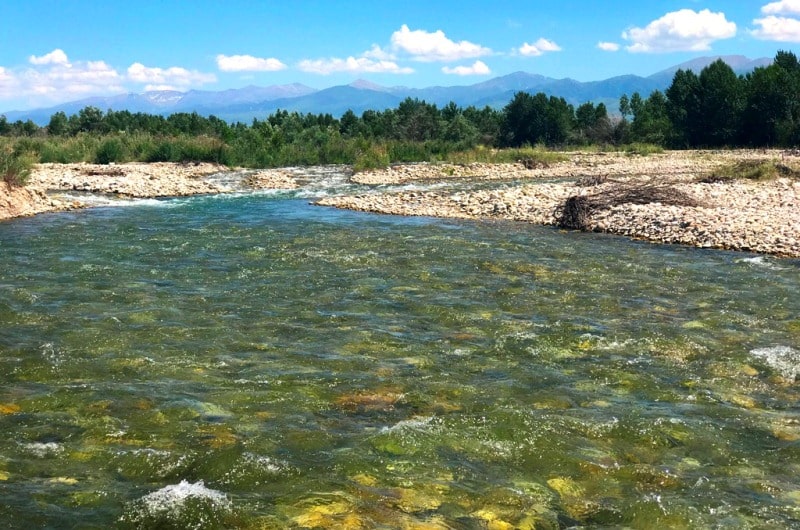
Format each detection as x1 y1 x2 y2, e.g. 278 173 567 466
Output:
363 44 395 61
442 60 491 76
216 54 286 72
127 62 216 86
762 0 800 15
298 56 413 75
623 9 736 53
21 59 124 99
517 38 562 56
597 41 621 52
1 51 220 109
751 15 800 41
390 24 491 62
145 84 179 92
0 67 21 99
29 49 70 66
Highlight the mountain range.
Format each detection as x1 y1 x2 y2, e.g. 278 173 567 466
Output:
3 55 771 125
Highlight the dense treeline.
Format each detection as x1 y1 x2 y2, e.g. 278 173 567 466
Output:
1 50 798 177
623 50 800 148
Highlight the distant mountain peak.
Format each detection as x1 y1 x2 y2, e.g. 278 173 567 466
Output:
142 91 184 105
349 79 387 91
1 54 775 124
649 55 772 81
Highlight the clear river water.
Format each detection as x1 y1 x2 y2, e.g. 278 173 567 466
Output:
1 169 799 529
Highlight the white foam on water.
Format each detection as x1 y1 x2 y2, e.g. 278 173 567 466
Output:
750 345 800 380
381 415 435 433
737 256 784 270
137 480 231 516
23 442 64 457
241 452 289 475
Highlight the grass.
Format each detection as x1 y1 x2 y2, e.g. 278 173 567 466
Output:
702 159 800 183
444 145 569 165
620 143 665 156
0 145 35 186
352 144 390 173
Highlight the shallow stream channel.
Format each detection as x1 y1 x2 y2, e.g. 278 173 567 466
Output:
1 167 799 528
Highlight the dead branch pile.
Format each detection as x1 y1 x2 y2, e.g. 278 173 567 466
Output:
556 182 700 230
575 174 610 187
521 158 550 169
83 167 126 177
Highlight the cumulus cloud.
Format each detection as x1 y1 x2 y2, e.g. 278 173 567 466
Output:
0 66 21 99
216 54 286 72
29 49 70 66
1 50 221 108
144 84 179 92
127 62 216 86
363 44 395 61
597 41 621 52
762 0 800 15
390 24 491 62
442 60 491 76
298 56 413 75
21 59 123 100
623 9 736 53
517 38 562 57
751 15 800 41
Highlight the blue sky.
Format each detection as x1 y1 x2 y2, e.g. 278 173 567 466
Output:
1 1 798 111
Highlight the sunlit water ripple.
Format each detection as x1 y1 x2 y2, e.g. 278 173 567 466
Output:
1 169 799 528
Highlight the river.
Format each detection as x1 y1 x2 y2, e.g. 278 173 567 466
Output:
1 169 799 528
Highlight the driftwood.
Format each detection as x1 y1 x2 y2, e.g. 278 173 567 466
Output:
556 182 700 230
575 174 610 187
520 158 550 170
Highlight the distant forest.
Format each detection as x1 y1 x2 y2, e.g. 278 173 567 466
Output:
1 51 799 171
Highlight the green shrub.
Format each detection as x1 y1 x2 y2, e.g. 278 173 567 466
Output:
0 146 35 186
38 135 99 163
145 140 175 162
94 137 128 164
445 145 568 165
353 144 390 173
622 143 664 156
702 159 800 183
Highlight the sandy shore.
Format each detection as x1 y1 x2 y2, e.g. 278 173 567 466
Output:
318 150 800 258
2 152 799 258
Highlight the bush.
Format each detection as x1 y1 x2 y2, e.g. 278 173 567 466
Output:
94 137 128 164
353 144 390 172
622 143 664 156
701 159 800 183
0 146 35 186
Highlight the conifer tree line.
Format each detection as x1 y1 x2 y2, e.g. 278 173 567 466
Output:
1 51 798 169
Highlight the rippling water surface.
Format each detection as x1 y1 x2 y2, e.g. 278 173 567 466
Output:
1 170 799 529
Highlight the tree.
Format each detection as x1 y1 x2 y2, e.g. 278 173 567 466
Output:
630 90 671 145
665 69 701 147
697 59 743 146
501 92 543 146
574 102 611 144
74 106 106 134
339 109 360 137
47 111 69 135
395 98 440 141
741 51 800 146
618 94 631 121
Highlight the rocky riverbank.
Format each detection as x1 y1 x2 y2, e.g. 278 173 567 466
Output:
2 152 799 258
318 150 800 258
0 162 302 220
